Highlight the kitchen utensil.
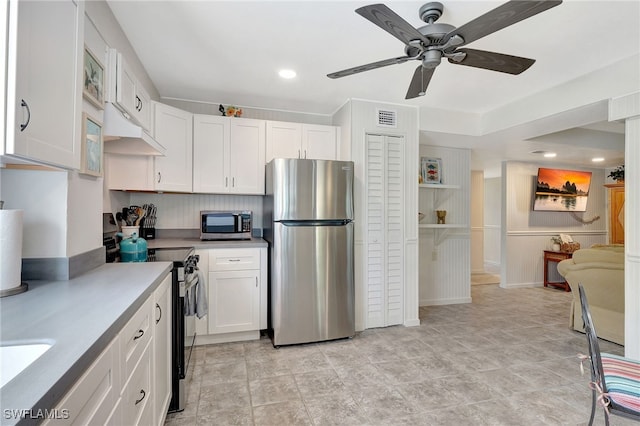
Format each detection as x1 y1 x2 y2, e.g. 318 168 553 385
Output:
135 208 146 226
121 226 139 238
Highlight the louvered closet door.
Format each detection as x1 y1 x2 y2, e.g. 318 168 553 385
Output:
365 134 404 328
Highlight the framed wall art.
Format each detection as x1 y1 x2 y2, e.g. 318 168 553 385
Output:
81 113 103 177
83 45 105 109
421 157 442 184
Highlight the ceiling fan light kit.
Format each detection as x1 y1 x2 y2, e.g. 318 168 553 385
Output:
328 0 563 99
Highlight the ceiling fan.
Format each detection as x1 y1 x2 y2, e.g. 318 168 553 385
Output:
327 0 562 99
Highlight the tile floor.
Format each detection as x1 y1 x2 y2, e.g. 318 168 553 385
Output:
165 284 634 425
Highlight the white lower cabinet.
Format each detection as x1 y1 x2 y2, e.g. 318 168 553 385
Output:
43 339 120 426
46 273 171 426
208 269 260 334
152 275 172 426
195 247 267 344
121 341 153 426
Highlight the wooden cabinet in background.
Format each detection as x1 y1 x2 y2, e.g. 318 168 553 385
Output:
605 183 625 244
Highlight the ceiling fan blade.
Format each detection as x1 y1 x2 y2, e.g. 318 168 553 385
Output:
444 0 562 46
356 4 429 46
327 55 411 79
405 66 435 99
448 48 535 74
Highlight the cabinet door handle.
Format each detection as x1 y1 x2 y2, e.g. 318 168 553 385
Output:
157 172 161 183
232 177 235 187
298 149 301 158
228 259 241 262
304 149 307 159
155 303 162 324
136 95 142 111
135 389 146 405
225 177 228 187
20 99 31 132
256 277 258 288
133 329 144 340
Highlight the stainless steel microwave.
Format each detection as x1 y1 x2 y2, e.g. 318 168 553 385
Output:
200 210 252 240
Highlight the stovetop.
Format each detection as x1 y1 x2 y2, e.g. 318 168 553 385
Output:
147 247 194 264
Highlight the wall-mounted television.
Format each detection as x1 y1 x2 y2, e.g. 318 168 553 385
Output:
533 167 592 212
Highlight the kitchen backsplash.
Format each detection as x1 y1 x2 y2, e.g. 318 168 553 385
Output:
129 193 263 230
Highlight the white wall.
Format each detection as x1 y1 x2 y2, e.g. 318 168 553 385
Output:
1 169 67 258
418 144 471 306
67 172 102 257
85 1 159 101
609 91 640 359
162 99 331 125
333 99 419 330
501 162 607 288
129 193 264 231
484 177 501 268
470 171 484 273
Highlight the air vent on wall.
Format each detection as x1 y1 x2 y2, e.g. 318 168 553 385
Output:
376 109 397 128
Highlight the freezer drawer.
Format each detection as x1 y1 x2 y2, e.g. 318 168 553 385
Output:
271 221 354 346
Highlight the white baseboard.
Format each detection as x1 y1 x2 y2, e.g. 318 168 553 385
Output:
195 330 260 345
420 297 472 306
500 281 543 289
404 319 420 327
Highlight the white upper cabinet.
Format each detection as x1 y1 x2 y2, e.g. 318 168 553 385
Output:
229 118 266 194
105 153 155 191
266 121 302 160
193 115 228 193
302 124 338 161
108 49 151 132
154 102 193 192
4 0 84 169
266 121 338 162
193 115 265 195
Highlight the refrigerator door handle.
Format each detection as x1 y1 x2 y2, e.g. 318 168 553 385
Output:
280 219 351 227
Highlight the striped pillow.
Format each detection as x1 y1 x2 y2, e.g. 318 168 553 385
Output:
602 353 640 413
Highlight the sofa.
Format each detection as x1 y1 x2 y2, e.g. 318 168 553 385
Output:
557 244 625 345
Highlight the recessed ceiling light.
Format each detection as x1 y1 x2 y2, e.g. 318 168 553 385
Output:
592 157 605 162
543 152 557 158
278 69 297 79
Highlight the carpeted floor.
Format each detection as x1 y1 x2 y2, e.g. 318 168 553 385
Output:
471 272 501 285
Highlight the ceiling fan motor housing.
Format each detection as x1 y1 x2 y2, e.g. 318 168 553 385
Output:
418 22 456 45
422 50 442 69
419 2 444 23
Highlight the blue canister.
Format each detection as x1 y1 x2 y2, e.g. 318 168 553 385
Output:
119 233 148 262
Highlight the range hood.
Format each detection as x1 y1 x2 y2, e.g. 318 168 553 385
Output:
103 103 166 156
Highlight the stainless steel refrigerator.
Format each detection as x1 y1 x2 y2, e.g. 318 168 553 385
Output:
264 158 355 346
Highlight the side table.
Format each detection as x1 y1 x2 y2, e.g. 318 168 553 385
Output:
543 250 573 291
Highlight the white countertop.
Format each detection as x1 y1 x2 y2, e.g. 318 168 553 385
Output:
0 262 172 426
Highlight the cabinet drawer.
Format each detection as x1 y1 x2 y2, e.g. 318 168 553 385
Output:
122 341 153 426
120 298 152 383
209 248 260 271
44 339 120 426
